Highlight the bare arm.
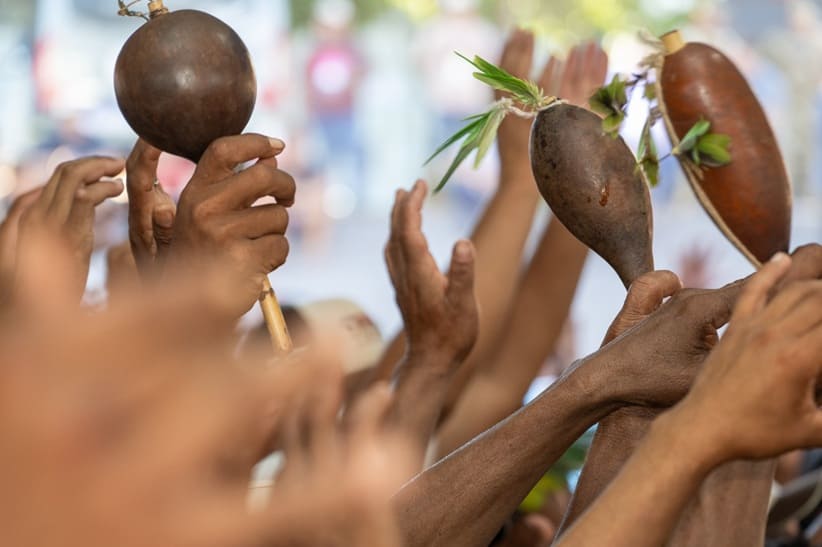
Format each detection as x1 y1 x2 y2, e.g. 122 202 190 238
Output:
395 277 743 547
560 244 822 544
373 30 541 386
383 181 478 470
395 362 617 547
432 218 587 459
557 253 822 547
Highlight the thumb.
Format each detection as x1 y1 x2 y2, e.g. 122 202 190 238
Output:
603 270 681 345
446 239 475 306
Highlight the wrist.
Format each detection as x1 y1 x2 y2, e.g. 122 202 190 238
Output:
398 346 460 382
559 355 624 418
653 404 728 475
498 162 537 190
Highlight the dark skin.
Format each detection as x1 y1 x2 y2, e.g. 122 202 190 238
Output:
395 273 743 547
127 134 296 317
559 244 822 545
15 157 125 301
555 253 822 546
383 179 478 470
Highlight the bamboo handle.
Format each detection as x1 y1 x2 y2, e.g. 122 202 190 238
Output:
259 278 293 354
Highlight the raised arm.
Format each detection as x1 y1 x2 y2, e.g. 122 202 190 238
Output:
395 274 741 547
559 244 822 545
382 180 478 470
374 29 542 384
556 253 822 547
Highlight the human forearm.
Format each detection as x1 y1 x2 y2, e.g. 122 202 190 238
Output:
667 460 775 546
559 406 658 532
556 408 721 547
560 406 774 546
395 362 616 547
479 217 587 393
464 172 539 356
388 352 457 470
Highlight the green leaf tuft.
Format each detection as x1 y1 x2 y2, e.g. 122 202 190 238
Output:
674 119 711 155
695 133 732 167
591 75 630 136
425 53 554 192
637 116 660 187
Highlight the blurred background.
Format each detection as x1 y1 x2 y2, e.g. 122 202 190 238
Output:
0 0 819 361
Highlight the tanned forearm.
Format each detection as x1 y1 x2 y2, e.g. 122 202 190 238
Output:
559 406 658 531
387 352 459 470
560 408 774 545
560 404 772 545
433 218 588 458
667 460 774 546
555 409 720 547
394 355 617 547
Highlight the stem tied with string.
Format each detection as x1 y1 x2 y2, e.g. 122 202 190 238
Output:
426 53 560 192
117 0 168 21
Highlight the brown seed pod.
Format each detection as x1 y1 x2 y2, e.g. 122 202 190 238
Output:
657 31 792 267
114 4 257 162
531 103 655 288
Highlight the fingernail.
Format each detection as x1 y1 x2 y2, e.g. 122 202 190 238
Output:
455 240 472 261
268 138 285 152
770 252 789 264
155 210 174 229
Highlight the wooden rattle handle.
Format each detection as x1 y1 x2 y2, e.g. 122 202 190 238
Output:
259 278 293 354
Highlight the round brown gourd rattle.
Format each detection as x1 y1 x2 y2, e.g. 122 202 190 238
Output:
114 0 292 354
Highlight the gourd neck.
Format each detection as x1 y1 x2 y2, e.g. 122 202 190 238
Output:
148 0 168 18
661 30 685 55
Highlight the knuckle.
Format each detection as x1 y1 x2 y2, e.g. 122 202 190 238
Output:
751 326 775 348
264 237 289 271
274 206 289 232
73 189 92 205
207 138 233 162
278 172 297 198
189 199 214 225
55 160 76 177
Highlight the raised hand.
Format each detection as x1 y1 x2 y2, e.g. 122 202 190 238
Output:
581 277 740 409
384 179 478 468
548 42 609 109
386 180 478 367
561 245 822 540
125 139 177 277
555 253 822 547
676 254 822 461
168 134 295 316
1 228 412 547
17 156 125 300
